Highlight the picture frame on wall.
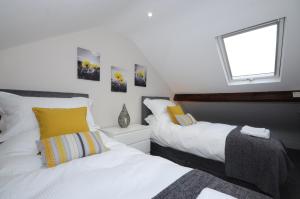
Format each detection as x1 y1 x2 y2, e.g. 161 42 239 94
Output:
77 47 100 81
111 66 127 92
134 64 147 87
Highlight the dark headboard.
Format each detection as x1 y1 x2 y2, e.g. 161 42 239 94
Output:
141 96 170 125
0 89 88 134
0 89 88 98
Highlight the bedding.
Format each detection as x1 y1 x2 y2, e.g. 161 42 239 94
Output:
153 170 270 199
33 107 90 139
145 114 156 125
175 113 197 126
143 98 175 123
143 98 175 117
143 98 236 162
149 117 236 162
0 91 98 141
0 155 43 176
241 125 270 139
39 131 108 167
0 128 39 158
0 132 270 199
226 127 292 199
148 117 291 198
0 92 26 140
197 188 237 199
166 105 184 124
0 132 189 199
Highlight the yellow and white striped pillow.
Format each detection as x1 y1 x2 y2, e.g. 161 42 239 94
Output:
38 131 108 167
175 113 197 126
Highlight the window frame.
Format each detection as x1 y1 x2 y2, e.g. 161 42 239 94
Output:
216 18 285 85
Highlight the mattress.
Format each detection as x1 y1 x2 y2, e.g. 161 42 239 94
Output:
150 120 236 162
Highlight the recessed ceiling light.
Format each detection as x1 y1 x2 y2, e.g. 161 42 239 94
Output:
147 12 153 18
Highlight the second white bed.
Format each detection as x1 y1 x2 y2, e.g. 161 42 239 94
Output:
149 118 237 162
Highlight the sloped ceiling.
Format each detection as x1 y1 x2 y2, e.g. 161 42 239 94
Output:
111 0 300 93
0 0 134 49
1 0 300 93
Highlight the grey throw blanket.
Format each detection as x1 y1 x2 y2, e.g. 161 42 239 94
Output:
153 169 271 199
225 127 293 199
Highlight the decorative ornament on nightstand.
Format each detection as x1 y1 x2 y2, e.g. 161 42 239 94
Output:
118 104 130 128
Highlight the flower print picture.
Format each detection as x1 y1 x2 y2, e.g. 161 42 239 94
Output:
134 64 147 87
111 66 127 92
77 47 100 81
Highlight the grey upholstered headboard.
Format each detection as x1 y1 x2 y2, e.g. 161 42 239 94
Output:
141 96 170 125
0 89 89 129
0 89 88 98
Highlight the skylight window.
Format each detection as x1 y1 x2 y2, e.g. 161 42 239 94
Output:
216 18 285 85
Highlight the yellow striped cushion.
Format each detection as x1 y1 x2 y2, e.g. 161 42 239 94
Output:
38 131 108 167
175 113 197 126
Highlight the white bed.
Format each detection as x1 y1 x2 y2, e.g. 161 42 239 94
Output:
0 131 271 199
0 91 270 199
142 97 237 162
0 132 192 199
149 118 236 162
0 91 192 199
142 97 292 199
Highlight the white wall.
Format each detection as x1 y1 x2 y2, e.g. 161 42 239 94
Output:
0 27 172 127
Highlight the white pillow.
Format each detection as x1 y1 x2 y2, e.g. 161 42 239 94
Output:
0 128 39 158
0 92 99 142
0 92 25 135
144 114 156 125
23 96 99 131
143 98 175 117
175 113 197 126
144 113 172 125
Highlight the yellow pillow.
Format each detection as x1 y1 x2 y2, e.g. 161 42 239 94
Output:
167 105 185 124
32 107 89 139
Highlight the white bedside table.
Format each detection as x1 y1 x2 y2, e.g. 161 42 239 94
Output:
101 124 151 153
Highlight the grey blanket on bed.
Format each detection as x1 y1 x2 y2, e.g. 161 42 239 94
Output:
225 127 292 199
153 169 271 199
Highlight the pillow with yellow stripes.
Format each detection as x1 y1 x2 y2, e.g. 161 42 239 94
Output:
175 113 197 126
38 131 108 167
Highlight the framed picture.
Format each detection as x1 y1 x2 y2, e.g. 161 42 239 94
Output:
134 64 147 87
77 47 100 81
111 66 127 92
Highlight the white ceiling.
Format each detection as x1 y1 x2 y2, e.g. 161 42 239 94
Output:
0 0 185 50
1 0 300 93
0 0 133 49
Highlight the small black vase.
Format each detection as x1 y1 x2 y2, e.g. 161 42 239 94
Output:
118 104 130 128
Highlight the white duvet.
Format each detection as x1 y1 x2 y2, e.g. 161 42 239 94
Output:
150 120 237 162
0 133 192 199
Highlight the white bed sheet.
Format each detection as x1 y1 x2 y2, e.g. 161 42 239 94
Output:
150 120 237 162
0 132 191 199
